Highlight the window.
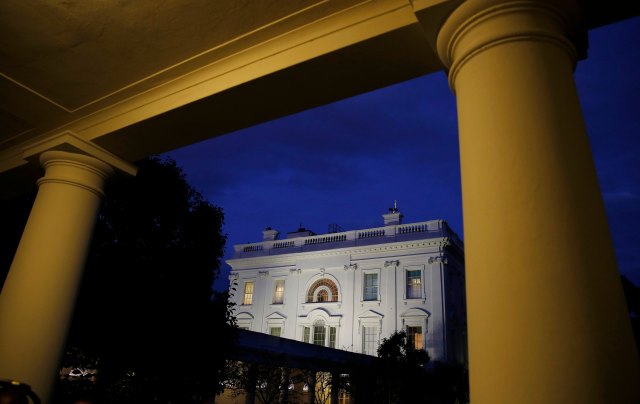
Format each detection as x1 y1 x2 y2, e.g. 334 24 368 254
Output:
243 281 254 305
329 327 337 348
273 279 285 304
307 278 339 303
406 270 421 299
236 312 254 330
313 320 326 346
363 273 378 301
269 327 282 337
304 322 337 347
362 326 379 355
317 289 328 302
407 326 423 350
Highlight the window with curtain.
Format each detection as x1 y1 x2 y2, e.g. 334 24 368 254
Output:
273 279 285 304
313 320 326 346
406 270 421 299
243 281 254 305
363 273 378 301
329 327 337 348
362 326 379 355
269 327 281 337
406 326 423 350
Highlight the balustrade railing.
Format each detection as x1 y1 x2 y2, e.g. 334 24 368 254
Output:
397 223 429 234
273 240 295 249
242 244 264 252
358 229 385 238
304 233 347 245
233 220 453 257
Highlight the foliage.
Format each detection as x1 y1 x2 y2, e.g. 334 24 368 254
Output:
224 354 312 404
376 330 430 404
341 331 468 404
312 371 333 404
226 359 290 404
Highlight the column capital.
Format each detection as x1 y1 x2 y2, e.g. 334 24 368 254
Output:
436 0 583 92
23 131 137 176
37 151 114 198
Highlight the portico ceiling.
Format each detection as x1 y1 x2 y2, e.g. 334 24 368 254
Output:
0 0 636 193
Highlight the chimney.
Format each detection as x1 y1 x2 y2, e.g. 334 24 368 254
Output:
382 200 404 225
262 227 279 241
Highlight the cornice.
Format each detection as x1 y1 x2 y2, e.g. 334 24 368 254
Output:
227 237 451 270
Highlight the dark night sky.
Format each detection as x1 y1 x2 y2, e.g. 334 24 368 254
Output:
165 17 640 291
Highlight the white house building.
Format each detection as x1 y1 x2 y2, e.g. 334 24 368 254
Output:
227 207 467 365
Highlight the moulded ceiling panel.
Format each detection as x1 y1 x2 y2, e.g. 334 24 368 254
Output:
0 0 330 110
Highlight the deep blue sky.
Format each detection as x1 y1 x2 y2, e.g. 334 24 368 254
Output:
166 17 640 290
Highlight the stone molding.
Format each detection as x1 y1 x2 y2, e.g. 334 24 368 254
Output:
37 151 114 197
436 0 580 92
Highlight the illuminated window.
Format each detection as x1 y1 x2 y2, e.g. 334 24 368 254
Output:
243 281 254 305
313 320 326 346
363 273 378 301
307 279 339 303
406 270 421 299
273 279 285 304
407 326 423 350
269 327 281 337
362 326 379 355
317 289 328 302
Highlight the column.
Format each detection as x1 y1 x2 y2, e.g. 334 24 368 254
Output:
330 371 340 404
245 364 257 404
0 151 114 402
436 1 639 402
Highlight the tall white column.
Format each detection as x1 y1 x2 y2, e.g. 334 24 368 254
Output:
436 1 639 402
0 151 114 402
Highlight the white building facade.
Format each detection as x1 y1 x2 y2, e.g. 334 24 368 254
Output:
227 209 467 365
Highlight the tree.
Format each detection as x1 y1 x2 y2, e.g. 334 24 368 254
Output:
0 156 233 403
376 331 430 404
225 357 293 404
342 331 468 404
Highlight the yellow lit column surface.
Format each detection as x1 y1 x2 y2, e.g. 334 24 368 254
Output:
0 151 113 402
436 1 639 403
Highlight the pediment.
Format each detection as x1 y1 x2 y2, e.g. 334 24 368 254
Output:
265 311 287 320
236 311 254 320
299 307 342 319
357 309 383 319
400 307 430 318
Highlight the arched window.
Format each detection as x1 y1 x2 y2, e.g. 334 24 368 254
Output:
306 278 339 303
317 289 328 302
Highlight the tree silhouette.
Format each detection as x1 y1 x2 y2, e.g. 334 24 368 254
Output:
376 331 430 404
